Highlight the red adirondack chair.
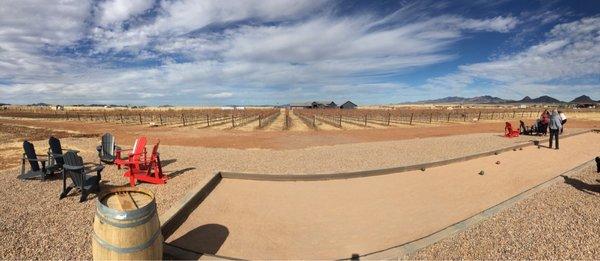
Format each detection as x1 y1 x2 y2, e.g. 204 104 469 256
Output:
123 140 166 187
114 137 148 170
505 122 520 138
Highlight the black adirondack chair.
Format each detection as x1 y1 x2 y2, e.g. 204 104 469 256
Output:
18 141 49 180
47 137 65 175
60 151 104 202
96 133 120 164
48 136 79 174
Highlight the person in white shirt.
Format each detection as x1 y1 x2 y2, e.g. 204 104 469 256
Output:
558 111 567 134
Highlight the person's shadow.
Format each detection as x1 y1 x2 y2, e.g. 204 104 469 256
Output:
170 224 229 255
561 175 600 195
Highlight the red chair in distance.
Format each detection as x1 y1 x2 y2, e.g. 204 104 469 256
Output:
123 140 166 187
114 136 148 170
505 122 520 138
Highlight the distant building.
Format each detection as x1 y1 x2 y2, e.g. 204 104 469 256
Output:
289 101 338 109
340 101 357 109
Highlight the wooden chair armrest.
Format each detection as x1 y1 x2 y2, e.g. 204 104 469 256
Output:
24 158 47 162
84 165 104 175
63 164 84 171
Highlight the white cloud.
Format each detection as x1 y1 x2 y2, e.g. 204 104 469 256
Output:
458 16 519 33
204 92 234 99
423 16 600 99
97 0 155 26
0 0 91 80
4 0 567 105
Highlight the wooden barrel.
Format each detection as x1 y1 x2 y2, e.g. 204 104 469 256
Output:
92 187 163 260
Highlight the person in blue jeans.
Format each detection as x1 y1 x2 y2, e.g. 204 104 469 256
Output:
548 109 562 149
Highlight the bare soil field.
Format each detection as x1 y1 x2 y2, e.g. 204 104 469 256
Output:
1 116 599 150
0 123 98 170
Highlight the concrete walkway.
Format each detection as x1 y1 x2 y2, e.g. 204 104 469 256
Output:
166 132 600 259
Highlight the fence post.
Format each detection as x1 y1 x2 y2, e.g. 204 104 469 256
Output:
182 114 186 126
231 114 235 127
491 111 494 120
138 114 142 124
77 113 80 121
429 113 433 123
409 112 414 125
447 112 451 122
339 115 342 127
477 111 481 121
387 112 391 126
207 114 210 127
159 114 163 125
104 113 107 122
258 114 262 128
364 114 367 127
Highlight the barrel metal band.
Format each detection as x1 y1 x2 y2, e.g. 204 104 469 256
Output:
95 208 156 228
93 229 161 254
96 200 156 221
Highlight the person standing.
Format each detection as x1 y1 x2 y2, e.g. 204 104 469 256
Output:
559 110 567 134
549 109 562 149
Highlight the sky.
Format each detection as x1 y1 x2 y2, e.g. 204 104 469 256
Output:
0 0 599 105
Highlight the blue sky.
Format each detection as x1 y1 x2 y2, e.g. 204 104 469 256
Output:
0 0 599 105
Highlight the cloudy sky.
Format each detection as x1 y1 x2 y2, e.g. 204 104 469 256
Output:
0 0 599 105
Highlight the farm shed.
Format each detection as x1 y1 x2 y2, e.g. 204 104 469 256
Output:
340 101 357 109
290 101 338 109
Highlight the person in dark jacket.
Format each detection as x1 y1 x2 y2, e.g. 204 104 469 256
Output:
548 109 562 149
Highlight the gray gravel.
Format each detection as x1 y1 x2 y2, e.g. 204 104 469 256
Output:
0 130 590 259
410 164 600 260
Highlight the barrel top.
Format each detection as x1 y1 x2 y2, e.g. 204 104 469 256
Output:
100 188 154 211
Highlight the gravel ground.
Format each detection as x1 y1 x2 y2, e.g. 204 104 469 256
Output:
0 130 591 259
411 164 600 259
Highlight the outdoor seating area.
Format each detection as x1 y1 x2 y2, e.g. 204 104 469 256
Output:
18 133 166 202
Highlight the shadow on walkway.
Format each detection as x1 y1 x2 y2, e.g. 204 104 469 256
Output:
561 175 600 195
171 224 229 255
167 167 196 179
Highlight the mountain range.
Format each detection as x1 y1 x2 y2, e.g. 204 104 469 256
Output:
413 95 598 104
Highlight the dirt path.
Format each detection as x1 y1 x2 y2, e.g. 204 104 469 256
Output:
287 110 312 131
263 110 285 131
166 132 600 259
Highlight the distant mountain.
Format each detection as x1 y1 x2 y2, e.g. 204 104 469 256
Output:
518 96 533 102
467 95 508 104
518 95 562 103
532 95 562 103
415 95 507 104
570 95 596 103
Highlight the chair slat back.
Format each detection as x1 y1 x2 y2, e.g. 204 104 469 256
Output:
101 133 115 156
131 136 147 162
505 122 513 132
23 141 40 171
49 136 64 166
150 141 159 159
63 151 85 187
